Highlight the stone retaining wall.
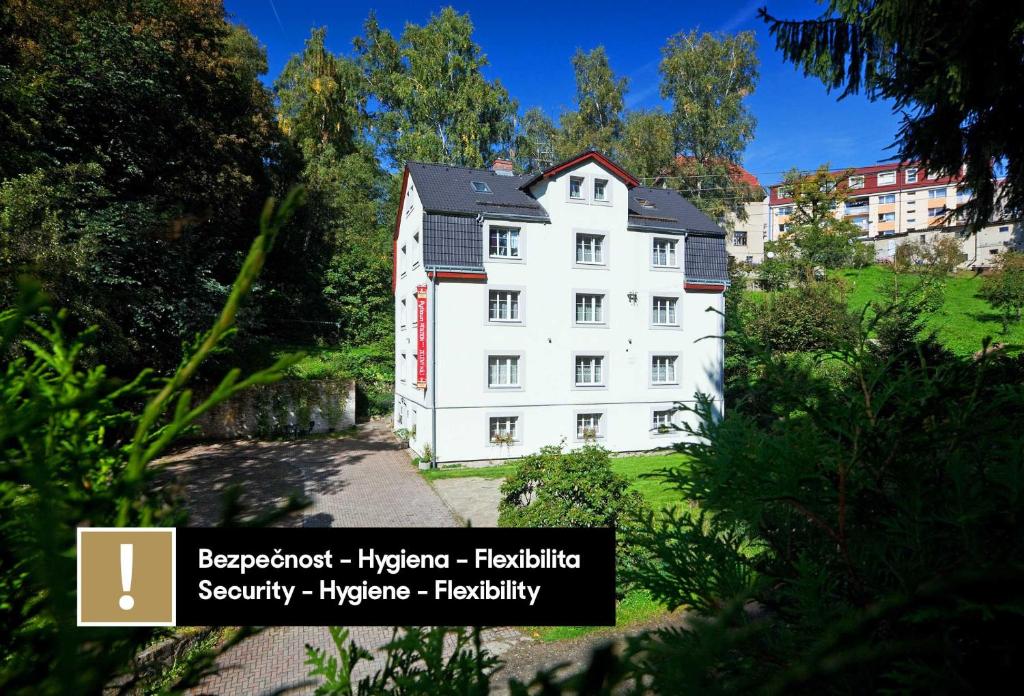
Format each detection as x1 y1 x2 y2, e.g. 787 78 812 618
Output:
193 379 356 440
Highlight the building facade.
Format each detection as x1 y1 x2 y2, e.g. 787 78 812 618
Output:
725 197 769 266
768 162 966 240
393 151 728 464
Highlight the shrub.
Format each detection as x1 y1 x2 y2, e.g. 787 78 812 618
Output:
746 281 856 352
980 251 1024 332
498 445 651 592
526 306 1024 694
0 194 305 694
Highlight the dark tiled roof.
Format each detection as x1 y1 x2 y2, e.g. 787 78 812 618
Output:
685 234 729 284
628 186 725 235
407 162 548 220
423 213 484 272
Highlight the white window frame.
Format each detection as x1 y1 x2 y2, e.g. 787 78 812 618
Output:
574 410 606 441
649 353 681 387
569 175 586 201
877 171 896 186
650 407 676 436
848 175 865 190
486 224 524 262
878 212 896 222
650 294 681 328
905 168 918 183
572 352 608 389
592 177 611 205
487 412 522 445
877 194 896 204
928 206 947 217
485 352 523 391
573 291 608 327
928 188 946 199
575 232 606 266
651 236 679 269
486 287 524 324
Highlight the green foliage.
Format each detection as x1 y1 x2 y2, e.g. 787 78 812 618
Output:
660 30 760 221
498 445 651 592
0 1 283 375
284 340 393 418
840 265 1024 356
355 8 517 168
626 315 1024 692
746 281 856 353
760 1 1024 226
0 193 306 694
757 238 800 290
308 626 498 696
524 304 1024 693
557 47 628 158
305 627 373 696
619 108 676 179
781 165 864 270
979 251 1024 333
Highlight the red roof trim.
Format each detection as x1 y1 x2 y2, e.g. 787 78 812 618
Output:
684 282 726 293
427 271 487 281
537 151 640 188
769 162 963 205
392 167 411 293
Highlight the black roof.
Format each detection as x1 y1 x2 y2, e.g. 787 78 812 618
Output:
407 162 548 220
628 186 724 235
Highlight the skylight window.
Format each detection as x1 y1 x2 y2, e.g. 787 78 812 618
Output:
637 198 656 209
471 181 492 194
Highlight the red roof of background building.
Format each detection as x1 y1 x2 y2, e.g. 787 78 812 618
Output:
768 161 964 205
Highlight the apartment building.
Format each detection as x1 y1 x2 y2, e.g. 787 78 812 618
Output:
726 195 768 266
392 150 728 464
768 162 965 240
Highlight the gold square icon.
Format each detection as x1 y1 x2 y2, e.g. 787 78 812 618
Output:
77 527 176 626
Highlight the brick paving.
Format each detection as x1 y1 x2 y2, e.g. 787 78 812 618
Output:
162 421 529 695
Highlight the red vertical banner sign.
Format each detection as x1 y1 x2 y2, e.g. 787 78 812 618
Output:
415 285 428 389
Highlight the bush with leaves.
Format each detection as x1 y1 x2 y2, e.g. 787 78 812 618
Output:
0 193 306 695
306 626 497 696
980 251 1024 333
498 444 651 592
520 304 1024 694
745 280 856 353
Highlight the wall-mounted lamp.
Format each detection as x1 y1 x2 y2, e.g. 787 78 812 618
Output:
627 291 638 304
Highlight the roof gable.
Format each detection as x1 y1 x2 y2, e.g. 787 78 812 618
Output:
520 149 640 190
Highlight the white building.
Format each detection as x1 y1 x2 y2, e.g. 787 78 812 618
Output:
393 150 728 464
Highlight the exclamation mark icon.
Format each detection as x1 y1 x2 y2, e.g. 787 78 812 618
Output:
119 543 134 610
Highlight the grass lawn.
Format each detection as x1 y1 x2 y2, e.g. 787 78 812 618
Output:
422 450 689 642
422 450 688 511
836 266 1024 355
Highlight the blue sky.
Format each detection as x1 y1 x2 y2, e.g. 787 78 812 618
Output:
225 0 904 187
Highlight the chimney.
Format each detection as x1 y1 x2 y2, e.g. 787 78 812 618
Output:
490 158 514 176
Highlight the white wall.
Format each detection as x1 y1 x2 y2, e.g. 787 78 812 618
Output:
396 160 725 463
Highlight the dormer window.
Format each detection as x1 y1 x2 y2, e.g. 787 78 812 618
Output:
569 176 584 199
849 175 865 190
471 181 491 194
594 178 608 201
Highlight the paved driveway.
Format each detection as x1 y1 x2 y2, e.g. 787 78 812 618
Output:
162 421 527 695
